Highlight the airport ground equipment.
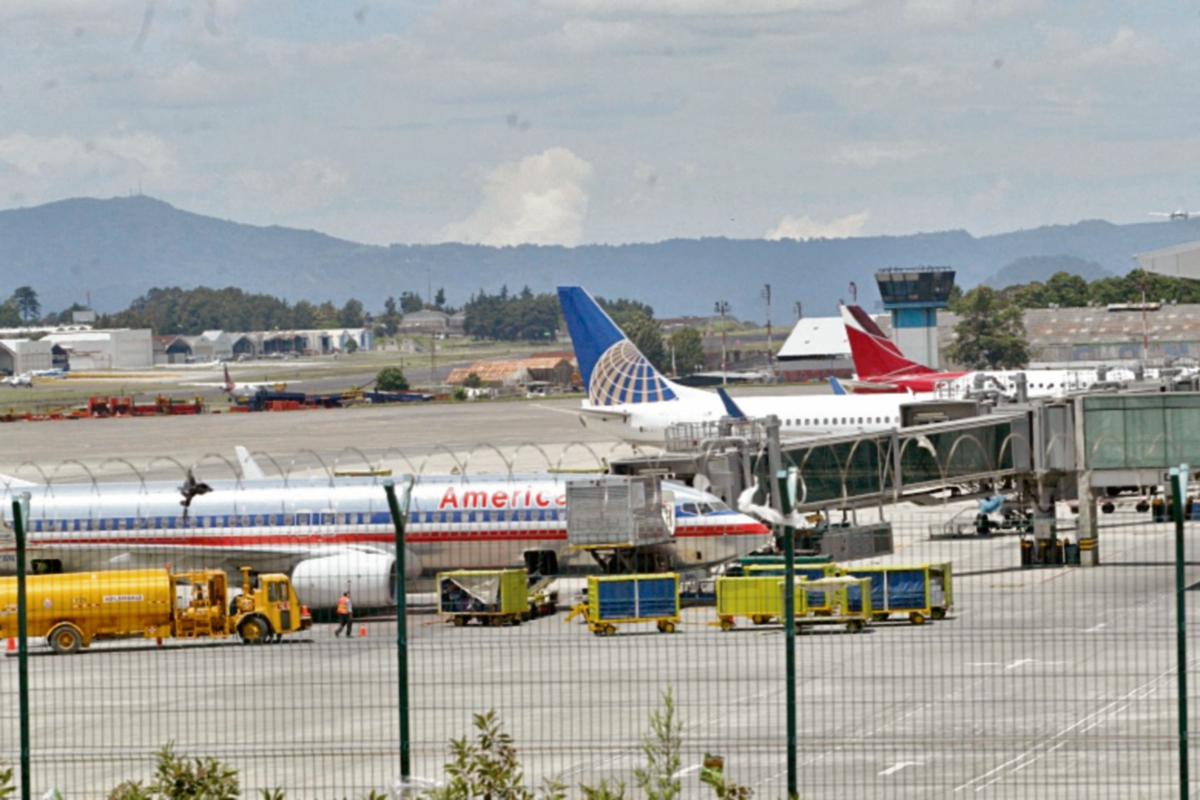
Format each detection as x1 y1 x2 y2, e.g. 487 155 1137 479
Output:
437 569 530 627
840 563 952 625
0 565 310 654
746 563 842 613
792 576 873 633
566 476 674 573
714 575 805 630
585 573 679 635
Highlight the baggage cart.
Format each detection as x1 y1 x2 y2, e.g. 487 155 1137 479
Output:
438 569 529 627
840 562 952 625
794 576 873 633
714 575 806 630
746 563 842 613
586 573 679 635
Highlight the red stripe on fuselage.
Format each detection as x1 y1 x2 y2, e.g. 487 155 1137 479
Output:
26 522 769 548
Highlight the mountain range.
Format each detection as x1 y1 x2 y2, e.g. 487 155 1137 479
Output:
3 195 1199 322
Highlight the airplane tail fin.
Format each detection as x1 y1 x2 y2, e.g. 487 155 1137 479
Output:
829 377 847 395
839 303 937 379
222 364 235 393
557 286 685 406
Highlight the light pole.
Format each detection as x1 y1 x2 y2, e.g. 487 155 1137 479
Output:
795 301 802 321
762 284 774 380
714 300 730 385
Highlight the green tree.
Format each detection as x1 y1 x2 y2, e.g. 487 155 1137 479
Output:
0 299 20 327
380 297 401 336
11 286 40 322
945 286 1030 369
376 366 409 391
400 291 424 314
338 298 365 328
463 372 483 389
597 296 655 329
1043 272 1089 307
621 313 667 372
667 327 705 376
434 287 446 309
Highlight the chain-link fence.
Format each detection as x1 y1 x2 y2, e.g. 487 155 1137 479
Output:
2 453 1197 798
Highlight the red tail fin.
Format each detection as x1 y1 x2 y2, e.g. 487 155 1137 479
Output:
223 364 235 393
839 304 936 379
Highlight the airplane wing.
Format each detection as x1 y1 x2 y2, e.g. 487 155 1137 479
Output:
831 377 905 393
576 405 632 421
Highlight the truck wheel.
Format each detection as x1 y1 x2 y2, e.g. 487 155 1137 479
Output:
239 615 270 644
47 624 82 655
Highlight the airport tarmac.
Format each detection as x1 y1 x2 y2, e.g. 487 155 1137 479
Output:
3 392 1199 797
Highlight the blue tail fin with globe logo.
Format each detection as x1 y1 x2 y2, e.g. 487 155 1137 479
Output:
557 286 681 406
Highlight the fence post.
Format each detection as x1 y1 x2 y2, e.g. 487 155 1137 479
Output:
765 417 797 800
383 476 416 791
1170 465 1189 800
13 492 31 800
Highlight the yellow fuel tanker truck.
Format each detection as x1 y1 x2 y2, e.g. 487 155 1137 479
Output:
0 566 311 654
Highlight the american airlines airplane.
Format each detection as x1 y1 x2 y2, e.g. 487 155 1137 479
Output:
0 464 770 610
557 286 919 444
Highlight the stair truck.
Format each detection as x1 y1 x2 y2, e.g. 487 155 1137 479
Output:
0 566 311 654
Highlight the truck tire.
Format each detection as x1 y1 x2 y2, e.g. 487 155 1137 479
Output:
238 615 271 644
47 624 82 655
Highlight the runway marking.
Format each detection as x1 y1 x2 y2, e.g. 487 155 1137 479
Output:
879 761 922 776
528 404 581 416
953 657 1195 793
1084 622 1106 633
1004 659 1034 670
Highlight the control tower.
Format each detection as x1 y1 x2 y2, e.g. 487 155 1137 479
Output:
874 267 956 370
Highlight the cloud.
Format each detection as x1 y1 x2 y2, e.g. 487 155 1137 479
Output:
0 130 175 176
225 158 349 213
441 147 593 246
832 141 929 167
765 210 869 240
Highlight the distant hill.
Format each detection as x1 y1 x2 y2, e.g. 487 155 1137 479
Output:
3 196 1200 321
985 255 1113 287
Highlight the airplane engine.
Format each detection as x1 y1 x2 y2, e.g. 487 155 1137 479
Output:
290 552 402 610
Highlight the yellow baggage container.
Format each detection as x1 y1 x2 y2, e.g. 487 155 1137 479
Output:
714 576 806 631
745 563 841 613
438 569 529 627
585 573 679 635
839 562 953 625
794 576 873 633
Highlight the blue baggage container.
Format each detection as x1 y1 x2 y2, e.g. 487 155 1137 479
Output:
586 574 680 635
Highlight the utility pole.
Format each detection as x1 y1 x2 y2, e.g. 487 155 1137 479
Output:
762 284 774 380
794 301 802 321
714 300 730 385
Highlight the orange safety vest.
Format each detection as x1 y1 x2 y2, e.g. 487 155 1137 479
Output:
337 596 350 615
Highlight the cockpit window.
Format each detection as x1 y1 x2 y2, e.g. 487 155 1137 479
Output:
681 502 699 515
699 503 714 514
708 500 729 512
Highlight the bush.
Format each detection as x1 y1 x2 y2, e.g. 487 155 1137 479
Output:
376 366 410 391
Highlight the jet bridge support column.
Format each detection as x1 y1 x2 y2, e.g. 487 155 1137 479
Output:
1075 471 1100 567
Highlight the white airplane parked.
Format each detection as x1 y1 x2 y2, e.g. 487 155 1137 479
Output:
1 373 32 387
557 286 923 445
0 453 770 610
189 364 285 394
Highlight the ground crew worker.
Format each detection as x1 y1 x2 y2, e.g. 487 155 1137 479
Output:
335 591 353 637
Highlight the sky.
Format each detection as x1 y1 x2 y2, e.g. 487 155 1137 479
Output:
1 1 1198 247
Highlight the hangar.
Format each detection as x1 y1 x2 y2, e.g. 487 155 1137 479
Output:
0 338 53 376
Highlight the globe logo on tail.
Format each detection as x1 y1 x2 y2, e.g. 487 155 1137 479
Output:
589 341 677 406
